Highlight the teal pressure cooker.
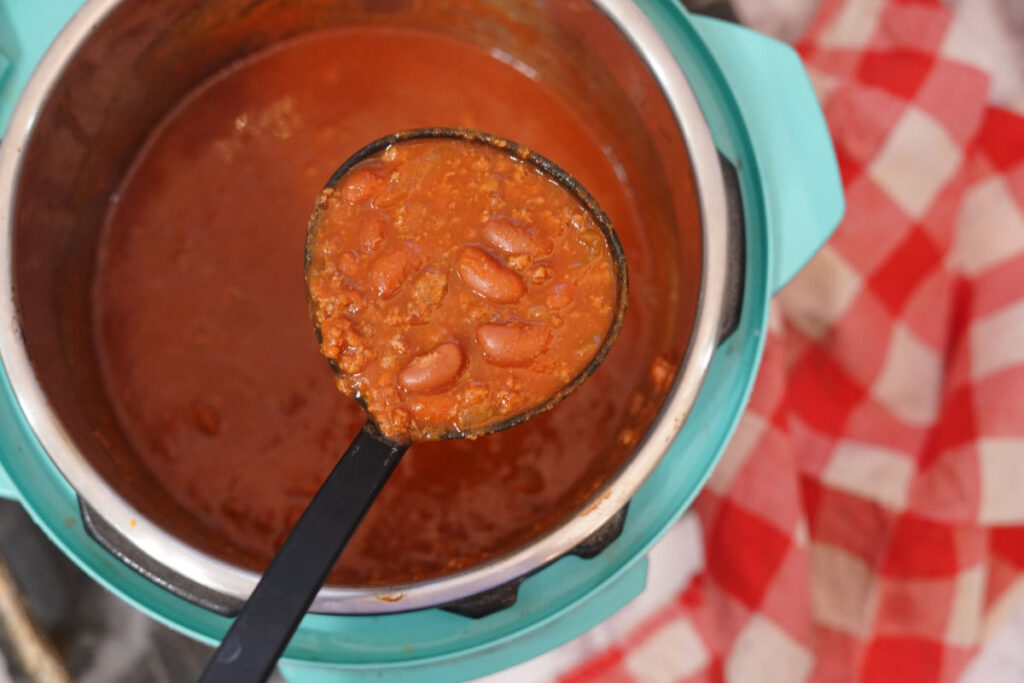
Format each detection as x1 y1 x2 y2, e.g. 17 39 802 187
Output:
0 1 844 680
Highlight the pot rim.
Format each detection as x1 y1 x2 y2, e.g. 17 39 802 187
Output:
0 0 730 614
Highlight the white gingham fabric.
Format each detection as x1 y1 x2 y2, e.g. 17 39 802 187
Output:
488 1 1024 680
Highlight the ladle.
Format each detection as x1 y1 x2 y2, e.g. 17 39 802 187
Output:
199 128 628 683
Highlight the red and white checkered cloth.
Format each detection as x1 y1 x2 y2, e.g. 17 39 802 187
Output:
557 0 1024 680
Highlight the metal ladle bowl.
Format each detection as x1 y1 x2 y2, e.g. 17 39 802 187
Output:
306 127 629 439
201 128 629 683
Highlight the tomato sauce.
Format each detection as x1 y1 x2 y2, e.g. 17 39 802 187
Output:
308 137 622 440
94 27 667 585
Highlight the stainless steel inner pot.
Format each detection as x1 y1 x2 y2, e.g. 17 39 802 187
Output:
0 0 732 614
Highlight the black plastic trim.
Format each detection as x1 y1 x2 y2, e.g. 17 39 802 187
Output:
716 151 746 343
79 500 243 617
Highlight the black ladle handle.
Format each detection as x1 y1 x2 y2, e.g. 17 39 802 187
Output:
199 424 408 683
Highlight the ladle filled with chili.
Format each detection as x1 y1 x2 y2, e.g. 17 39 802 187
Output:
200 128 628 683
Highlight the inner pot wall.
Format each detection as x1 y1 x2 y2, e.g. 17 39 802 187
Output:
10 0 701 607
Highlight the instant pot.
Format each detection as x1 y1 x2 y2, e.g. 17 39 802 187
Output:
0 1 843 680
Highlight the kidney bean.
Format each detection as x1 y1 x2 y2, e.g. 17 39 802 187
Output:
397 342 465 393
368 244 423 299
476 321 552 366
457 246 526 303
484 217 553 257
342 167 386 204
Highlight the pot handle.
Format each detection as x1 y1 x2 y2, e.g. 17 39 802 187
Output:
0 0 82 132
0 459 18 500
276 557 649 683
690 16 845 293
